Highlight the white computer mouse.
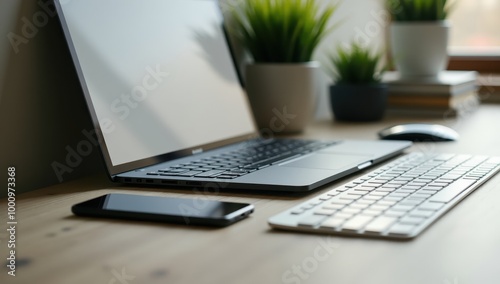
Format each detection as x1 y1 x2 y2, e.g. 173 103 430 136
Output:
378 123 459 142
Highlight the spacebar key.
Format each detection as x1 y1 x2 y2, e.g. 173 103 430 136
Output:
429 179 476 203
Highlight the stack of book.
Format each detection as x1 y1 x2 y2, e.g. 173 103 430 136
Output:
383 71 479 116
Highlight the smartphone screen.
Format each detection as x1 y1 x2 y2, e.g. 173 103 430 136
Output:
72 193 254 226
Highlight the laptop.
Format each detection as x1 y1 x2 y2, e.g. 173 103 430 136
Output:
54 0 411 192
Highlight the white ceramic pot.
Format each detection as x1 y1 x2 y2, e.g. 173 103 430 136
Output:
245 62 319 133
390 21 450 78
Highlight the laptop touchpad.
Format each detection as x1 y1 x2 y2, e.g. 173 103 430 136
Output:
281 153 371 170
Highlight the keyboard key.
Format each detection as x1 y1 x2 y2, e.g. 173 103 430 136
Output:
421 185 443 191
322 203 345 210
357 199 376 205
314 209 336 216
195 170 227 177
360 184 379 190
440 174 463 180
339 195 360 201
365 180 386 185
319 195 333 201
333 212 354 220
298 215 326 227
341 207 361 215
335 187 349 192
395 189 416 194
429 182 449 187
402 185 423 190
390 204 415 212
377 199 397 206
350 202 370 210
418 202 444 211
290 208 304 215
364 195 383 201
364 216 398 233
376 187 397 192
182 165 202 170
384 210 406 217
394 177 413 181
419 189 439 196
361 208 383 216
319 217 345 229
309 200 322 206
214 175 237 179
176 170 204 177
347 191 366 196
398 199 422 206
353 187 373 192
330 199 353 205
429 179 476 203
341 215 374 232
399 216 425 225
411 193 433 199
409 209 435 218
387 180 407 185
229 169 250 174
370 204 391 211
388 192 410 198
388 223 416 236
384 196 404 202
370 191 389 197
381 184 400 189
301 204 315 210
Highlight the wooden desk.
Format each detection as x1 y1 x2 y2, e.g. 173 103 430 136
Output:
2 105 500 284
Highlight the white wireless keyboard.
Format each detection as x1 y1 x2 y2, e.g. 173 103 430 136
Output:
269 152 500 239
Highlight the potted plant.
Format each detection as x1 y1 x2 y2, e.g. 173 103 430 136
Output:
327 43 387 121
387 0 454 78
231 0 337 133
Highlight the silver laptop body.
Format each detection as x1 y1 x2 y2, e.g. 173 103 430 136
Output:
55 0 410 192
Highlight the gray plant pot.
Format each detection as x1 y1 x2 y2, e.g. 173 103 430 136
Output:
245 62 320 133
390 21 450 78
329 84 388 121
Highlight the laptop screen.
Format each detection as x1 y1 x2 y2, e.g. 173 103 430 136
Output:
56 0 256 172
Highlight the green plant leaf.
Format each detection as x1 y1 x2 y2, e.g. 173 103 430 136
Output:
230 0 339 63
387 0 454 21
326 43 385 85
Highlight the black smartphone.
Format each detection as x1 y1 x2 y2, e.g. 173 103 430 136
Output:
72 193 254 226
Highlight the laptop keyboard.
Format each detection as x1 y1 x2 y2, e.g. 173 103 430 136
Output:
147 139 337 179
268 152 500 239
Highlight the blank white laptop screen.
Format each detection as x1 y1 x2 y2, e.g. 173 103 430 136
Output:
58 0 256 166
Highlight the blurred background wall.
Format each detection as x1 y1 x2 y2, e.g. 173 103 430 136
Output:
0 0 104 197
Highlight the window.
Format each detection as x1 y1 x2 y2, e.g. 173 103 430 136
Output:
448 0 500 56
446 0 500 101
447 0 500 72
